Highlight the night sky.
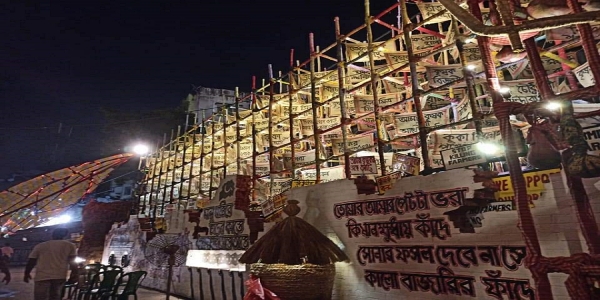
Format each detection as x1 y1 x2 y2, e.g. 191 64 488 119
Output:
0 0 399 177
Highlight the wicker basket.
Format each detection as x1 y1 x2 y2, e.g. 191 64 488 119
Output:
250 263 336 300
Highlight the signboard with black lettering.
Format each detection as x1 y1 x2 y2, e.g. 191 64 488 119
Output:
583 124 600 155
392 153 420 176
349 156 378 175
440 143 486 170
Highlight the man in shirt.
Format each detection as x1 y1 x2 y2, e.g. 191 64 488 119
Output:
24 228 78 300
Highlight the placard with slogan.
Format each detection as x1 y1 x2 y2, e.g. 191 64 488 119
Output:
196 175 252 251
392 153 421 176
440 143 487 170
349 156 378 175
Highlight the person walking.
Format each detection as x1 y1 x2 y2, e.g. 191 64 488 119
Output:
1 243 13 263
24 228 78 300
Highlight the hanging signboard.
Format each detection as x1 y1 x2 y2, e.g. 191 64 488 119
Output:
331 134 374 156
291 180 317 189
440 143 487 170
375 171 402 194
349 156 378 175
392 153 421 176
583 124 600 155
300 166 345 182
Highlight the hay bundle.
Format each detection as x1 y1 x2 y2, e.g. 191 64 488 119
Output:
239 200 348 299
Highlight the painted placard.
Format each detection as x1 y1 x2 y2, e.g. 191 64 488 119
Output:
375 171 402 194
196 175 251 251
392 153 421 176
349 156 378 175
331 134 374 156
299 165 345 182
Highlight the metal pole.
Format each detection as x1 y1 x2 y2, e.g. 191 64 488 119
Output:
309 33 321 182
364 0 387 176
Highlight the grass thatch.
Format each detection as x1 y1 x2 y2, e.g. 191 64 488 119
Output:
239 200 349 265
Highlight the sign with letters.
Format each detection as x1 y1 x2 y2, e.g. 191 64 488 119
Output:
440 143 487 170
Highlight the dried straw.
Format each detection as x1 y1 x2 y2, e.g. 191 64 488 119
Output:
239 200 348 265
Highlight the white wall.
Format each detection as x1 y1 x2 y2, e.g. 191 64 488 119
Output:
105 169 600 299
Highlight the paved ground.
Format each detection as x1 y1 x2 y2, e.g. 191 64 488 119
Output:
0 267 185 299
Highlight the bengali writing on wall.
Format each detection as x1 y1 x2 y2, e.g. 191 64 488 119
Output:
196 200 250 251
332 187 535 299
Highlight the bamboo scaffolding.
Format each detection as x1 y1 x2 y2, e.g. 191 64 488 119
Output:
452 18 483 138
467 1 552 298
159 132 171 217
401 0 430 173
144 139 161 216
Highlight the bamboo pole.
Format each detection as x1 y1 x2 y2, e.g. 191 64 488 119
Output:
177 127 193 209
169 126 181 205
208 121 216 200
289 49 297 179
199 113 206 198
364 0 387 176
334 17 352 179
268 64 276 193
160 130 174 217
186 126 197 201
153 133 167 224
146 139 161 217
235 87 242 175
309 33 321 182
222 106 228 176
251 76 258 202
400 0 430 174
452 18 483 138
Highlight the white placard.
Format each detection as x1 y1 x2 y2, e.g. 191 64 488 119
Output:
440 143 487 170
349 156 378 175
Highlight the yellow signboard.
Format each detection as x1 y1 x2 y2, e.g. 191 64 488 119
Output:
493 169 561 204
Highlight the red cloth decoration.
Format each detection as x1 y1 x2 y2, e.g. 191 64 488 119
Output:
243 275 279 300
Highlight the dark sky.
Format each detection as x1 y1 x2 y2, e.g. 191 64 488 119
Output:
0 0 399 176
